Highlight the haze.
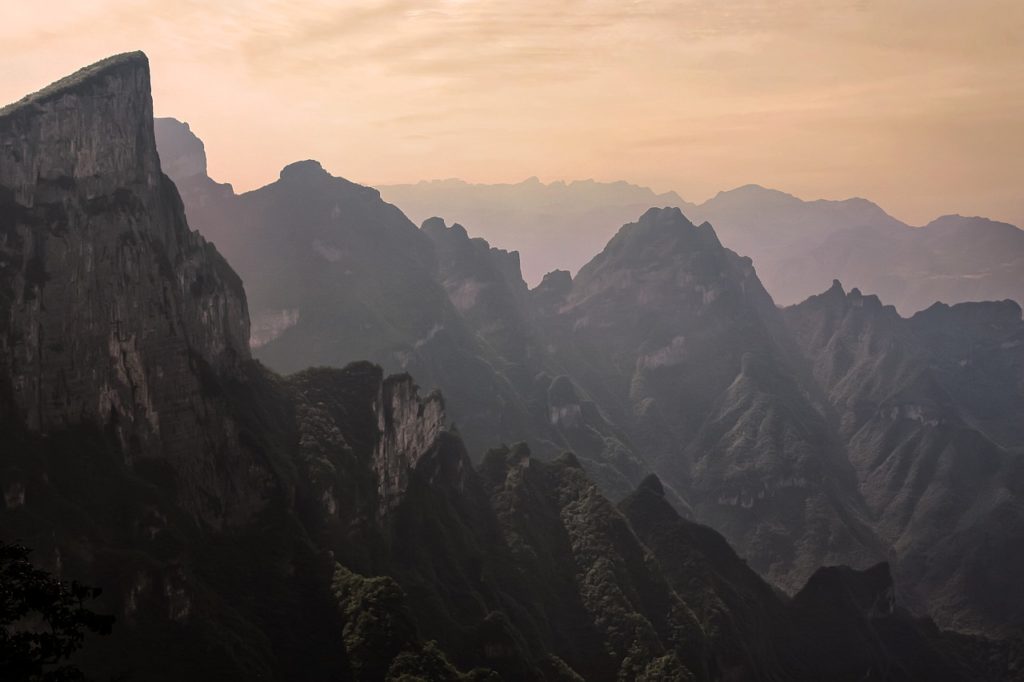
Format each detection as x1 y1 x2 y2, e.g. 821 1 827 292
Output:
3 0 1022 227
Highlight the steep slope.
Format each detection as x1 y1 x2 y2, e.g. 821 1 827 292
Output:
421 216 650 498
157 118 1024 639
157 119 654 496
151 128 535 460
422 217 535 370
620 475 1017 682
534 207 884 590
0 55 656 681
0 52 259 527
0 52 341 680
2 52 1020 682
784 283 1024 634
152 117 236 239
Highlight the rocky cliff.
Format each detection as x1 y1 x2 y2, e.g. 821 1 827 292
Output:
2 52 1021 682
0 52 257 527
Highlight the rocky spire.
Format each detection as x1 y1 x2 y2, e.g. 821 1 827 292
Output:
0 52 160 204
0 52 255 525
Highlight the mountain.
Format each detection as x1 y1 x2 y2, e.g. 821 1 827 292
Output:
378 179 1024 315
2 52 709 682
379 177 695 286
691 184 906 261
784 282 1024 634
157 123 884 592
772 214 1024 315
155 119 655 500
619 475 1024 682
151 124 530 456
157 117 1024 639
0 53 256 526
531 207 885 591
7 52 1023 682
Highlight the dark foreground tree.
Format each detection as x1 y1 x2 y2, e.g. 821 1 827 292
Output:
0 541 114 681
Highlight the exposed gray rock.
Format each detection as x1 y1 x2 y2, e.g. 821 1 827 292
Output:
0 52 258 526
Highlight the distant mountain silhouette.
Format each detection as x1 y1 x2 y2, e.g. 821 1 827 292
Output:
774 214 1024 314
380 179 1024 314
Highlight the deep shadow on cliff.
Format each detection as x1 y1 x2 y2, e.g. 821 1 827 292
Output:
1 53 1022 681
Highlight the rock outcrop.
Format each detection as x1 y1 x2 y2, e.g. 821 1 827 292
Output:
2 52 1021 682
0 52 256 526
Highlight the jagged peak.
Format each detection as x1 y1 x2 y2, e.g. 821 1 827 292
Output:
535 269 572 290
0 51 148 119
638 205 692 225
421 216 469 241
794 279 902 318
607 206 722 253
636 474 665 497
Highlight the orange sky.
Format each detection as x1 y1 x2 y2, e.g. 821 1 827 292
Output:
3 1 1022 226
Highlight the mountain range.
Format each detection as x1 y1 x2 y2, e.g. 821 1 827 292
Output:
155 100 1024 644
380 179 1024 315
1 52 1022 680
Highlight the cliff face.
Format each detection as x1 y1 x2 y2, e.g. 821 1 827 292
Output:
373 374 446 509
1 52 1021 682
0 52 255 525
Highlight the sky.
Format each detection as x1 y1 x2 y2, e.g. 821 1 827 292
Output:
2 0 1022 227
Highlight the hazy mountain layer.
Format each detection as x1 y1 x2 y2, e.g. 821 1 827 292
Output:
157 116 1024 639
379 177 694 286
158 121 884 592
531 207 885 590
8 54 1018 681
155 119 658 500
379 179 1024 314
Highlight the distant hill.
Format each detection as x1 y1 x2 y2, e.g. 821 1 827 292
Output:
380 179 1024 314
379 177 696 286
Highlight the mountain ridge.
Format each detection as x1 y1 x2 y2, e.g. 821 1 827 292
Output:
3 53 1023 680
